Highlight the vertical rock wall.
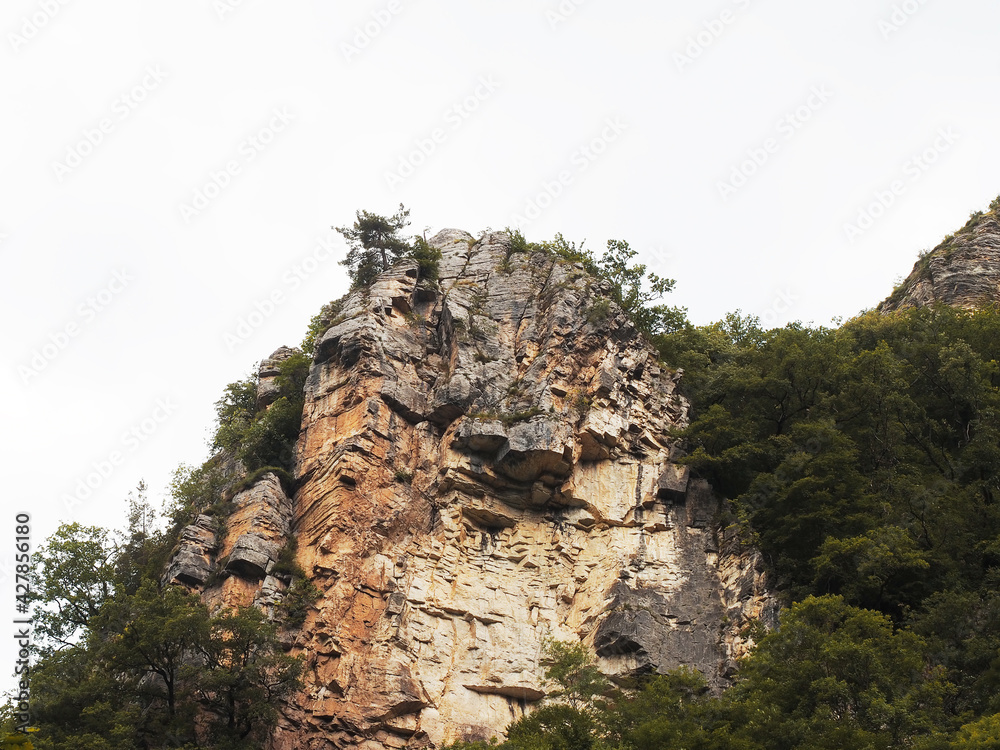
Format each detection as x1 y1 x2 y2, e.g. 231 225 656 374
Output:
164 229 775 749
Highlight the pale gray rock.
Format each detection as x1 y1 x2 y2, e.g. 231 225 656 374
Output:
257 346 300 410
881 209 1000 311
163 514 217 587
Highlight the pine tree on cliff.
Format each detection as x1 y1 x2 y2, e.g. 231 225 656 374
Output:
335 204 412 288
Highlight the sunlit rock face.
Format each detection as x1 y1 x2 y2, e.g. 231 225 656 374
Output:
167 229 775 750
881 209 1000 312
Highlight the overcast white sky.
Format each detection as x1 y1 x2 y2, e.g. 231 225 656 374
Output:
2 0 999 693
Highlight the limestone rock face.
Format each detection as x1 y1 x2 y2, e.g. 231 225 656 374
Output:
247 230 776 749
881 208 1000 312
223 472 294 580
257 345 301 410
163 514 218 587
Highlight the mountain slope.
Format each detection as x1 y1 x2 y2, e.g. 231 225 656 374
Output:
881 199 1000 312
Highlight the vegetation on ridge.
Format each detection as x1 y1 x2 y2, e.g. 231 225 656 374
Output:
501 228 686 338
335 203 441 289
884 195 1000 309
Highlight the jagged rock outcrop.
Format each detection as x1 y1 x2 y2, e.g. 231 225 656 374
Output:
258 346 300 410
164 468 296 612
261 230 774 749
163 514 218 587
881 205 1000 312
222 472 294 580
168 229 776 749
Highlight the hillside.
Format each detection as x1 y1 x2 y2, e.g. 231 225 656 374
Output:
881 198 1000 312
20 204 1000 750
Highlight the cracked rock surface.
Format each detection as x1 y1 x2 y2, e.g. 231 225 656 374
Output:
881 210 1000 312
177 230 776 749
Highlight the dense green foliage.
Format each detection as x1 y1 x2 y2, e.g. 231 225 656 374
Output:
164 350 310 534
666 307 1000 632
300 296 344 354
25 502 301 749
20 342 317 747
336 203 441 288
444 599 976 750
211 351 310 475
503 230 685 338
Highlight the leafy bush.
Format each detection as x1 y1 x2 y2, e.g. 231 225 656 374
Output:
505 227 532 254
280 576 321 628
211 352 310 476
270 538 304 579
167 461 229 527
505 229 683 338
301 296 346 354
412 235 442 281
235 397 301 471
232 466 295 496
212 377 258 453
585 298 611 324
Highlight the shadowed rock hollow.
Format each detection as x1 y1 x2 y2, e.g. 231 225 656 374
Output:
166 229 775 749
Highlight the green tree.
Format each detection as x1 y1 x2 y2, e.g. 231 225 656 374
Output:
92 581 211 742
117 481 174 594
596 239 679 336
29 645 141 750
209 352 310 476
541 639 607 708
336 204 412 287
813 527 930 614
194 606 302 747
212 377 258 452
949 713 1000 749
166 460 229 528
504 704 595 750
727 595 954 749
597 668 723 750
29 524 118 651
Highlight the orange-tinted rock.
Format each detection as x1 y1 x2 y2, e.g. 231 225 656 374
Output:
187 230 776 749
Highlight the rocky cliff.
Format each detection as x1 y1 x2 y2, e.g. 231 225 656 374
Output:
165 229 776 749
881 202 1000 312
